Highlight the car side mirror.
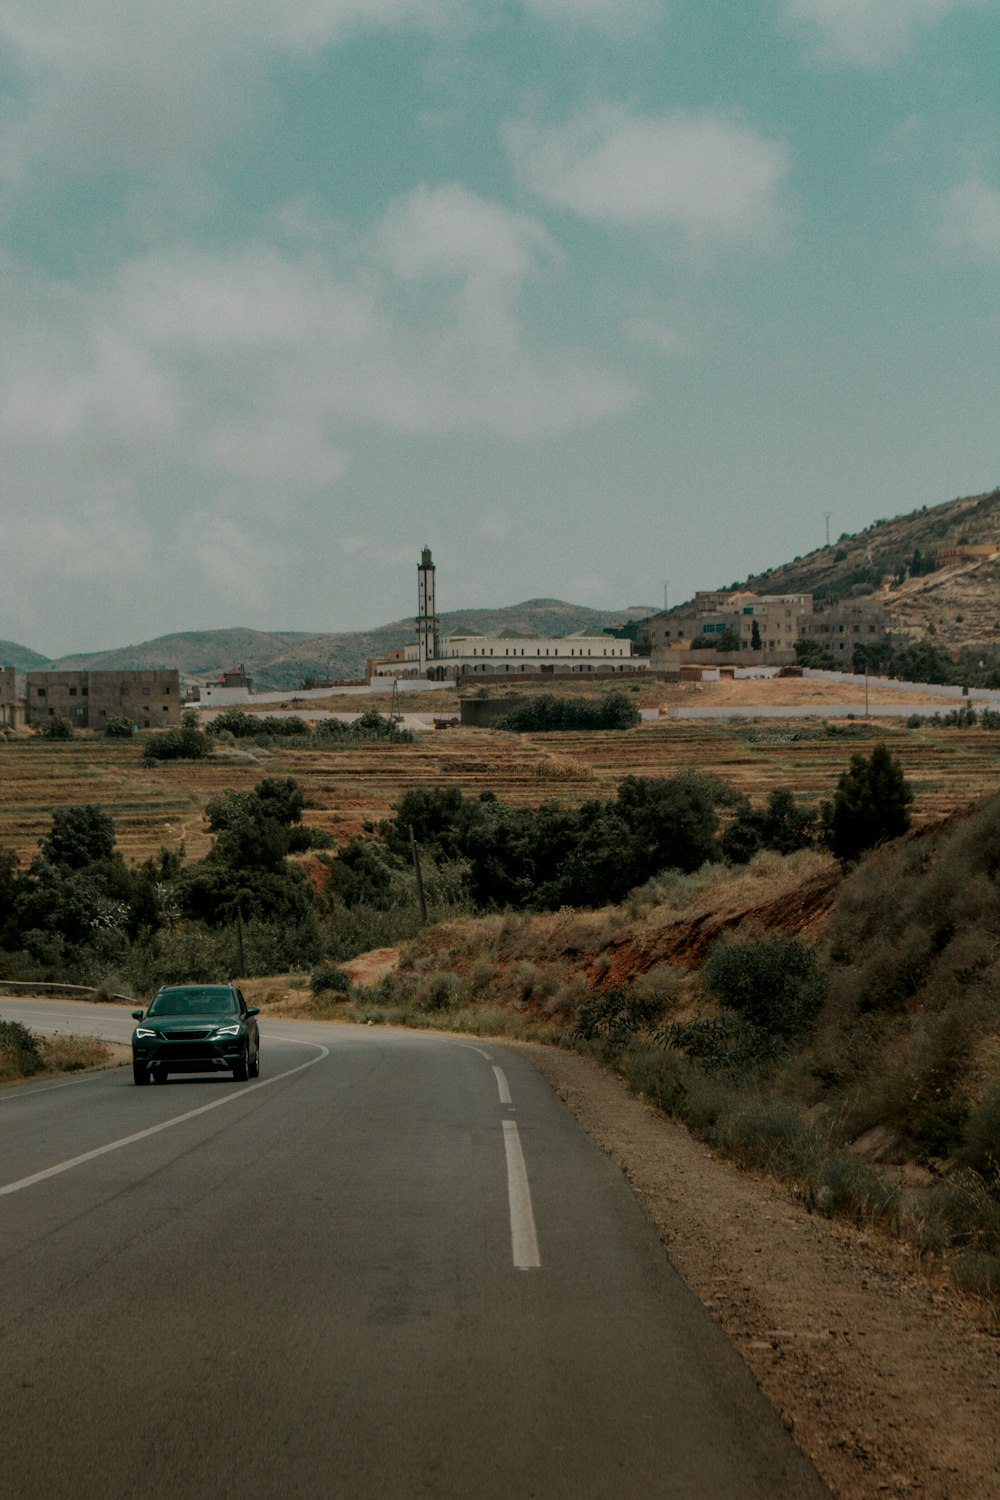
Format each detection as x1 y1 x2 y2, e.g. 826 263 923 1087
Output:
131 1009 144 1020
246 1007 260 1018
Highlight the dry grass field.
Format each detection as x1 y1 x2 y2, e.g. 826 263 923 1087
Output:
2 700 999 864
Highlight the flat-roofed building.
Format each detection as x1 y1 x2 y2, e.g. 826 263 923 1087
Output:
25 670 181 729
0 666 19 728
370 627 646 680
640 592 814 659
367 548 648 681
796 600 890 658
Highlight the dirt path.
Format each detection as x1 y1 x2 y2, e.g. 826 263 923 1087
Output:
510 1043 1000 1500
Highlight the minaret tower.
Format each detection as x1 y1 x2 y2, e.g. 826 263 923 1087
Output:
416 546 439 671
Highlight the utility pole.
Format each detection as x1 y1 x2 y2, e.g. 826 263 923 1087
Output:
235 906 246 977
409 825 428 926
663 580 669 612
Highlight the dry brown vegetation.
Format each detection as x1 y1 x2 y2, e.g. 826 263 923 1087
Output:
3 692 1000 867
0 1026 128 1084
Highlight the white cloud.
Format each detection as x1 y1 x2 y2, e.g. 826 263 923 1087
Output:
519 0 662 31
205 421 349 487
938 178 1000 262
506 106 790 249
0 195 632 638
180 512 289 601
0 0 457 181
102 208 626 438
2 495 157 649
782 0 982 65
376 183 556 288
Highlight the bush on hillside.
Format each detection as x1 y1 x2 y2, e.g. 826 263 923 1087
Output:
701 934 827 1040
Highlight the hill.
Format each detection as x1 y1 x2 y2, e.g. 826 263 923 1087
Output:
0 640 51 672
49 628 324 688
44 602 651 691
729 485 1000 650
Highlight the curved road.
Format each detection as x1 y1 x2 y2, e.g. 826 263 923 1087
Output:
1 1000 828 1498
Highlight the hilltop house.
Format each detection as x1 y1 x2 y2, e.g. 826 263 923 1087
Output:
640 590 890 666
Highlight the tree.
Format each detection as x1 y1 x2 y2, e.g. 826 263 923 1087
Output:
721 787 816 864
794 638 839 670
823 743 914 861
705 627 739 652
750 620 762 651
40 806 116 869
493 692 640 732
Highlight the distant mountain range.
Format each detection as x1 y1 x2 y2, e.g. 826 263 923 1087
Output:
0 601 655 691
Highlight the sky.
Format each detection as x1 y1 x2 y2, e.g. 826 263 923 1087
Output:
1 0 998 656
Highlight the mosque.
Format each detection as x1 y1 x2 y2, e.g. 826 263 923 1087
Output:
368 548 648 683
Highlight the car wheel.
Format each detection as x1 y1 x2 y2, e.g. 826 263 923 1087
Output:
132 1061 149 1086
152 1067 168 1084
232 1052 249 1082
248 1048 260 1079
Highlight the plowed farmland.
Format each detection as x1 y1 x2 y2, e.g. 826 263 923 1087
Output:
2 716 999 863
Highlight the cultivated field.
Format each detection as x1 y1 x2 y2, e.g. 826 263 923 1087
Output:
2 708 999 864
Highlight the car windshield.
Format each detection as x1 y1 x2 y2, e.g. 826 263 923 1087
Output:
146 987 239 1017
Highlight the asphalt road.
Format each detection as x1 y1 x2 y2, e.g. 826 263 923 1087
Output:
1 1000 829 1499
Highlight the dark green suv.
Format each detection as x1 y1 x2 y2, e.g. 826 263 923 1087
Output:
131 984 260 1086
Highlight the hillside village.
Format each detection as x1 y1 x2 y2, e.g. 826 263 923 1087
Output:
2 486 1000 723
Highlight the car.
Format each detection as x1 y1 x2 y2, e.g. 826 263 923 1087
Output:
131 983 260 1086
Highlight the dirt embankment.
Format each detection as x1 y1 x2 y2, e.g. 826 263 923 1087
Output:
518 1044 1000 1500
592 866 841 985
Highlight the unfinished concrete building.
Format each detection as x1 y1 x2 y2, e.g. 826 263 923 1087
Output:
25 670 181 729
0 666 18 728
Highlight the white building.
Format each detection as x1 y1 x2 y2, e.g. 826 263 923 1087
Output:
368 550 648 681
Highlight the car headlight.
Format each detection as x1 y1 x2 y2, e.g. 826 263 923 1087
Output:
134 1027 158 1039
212 1024 243 1038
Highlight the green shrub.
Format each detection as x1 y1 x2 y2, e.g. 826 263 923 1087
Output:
0 1019 44 1077
701 934 827 1040
414 971 464 1012
711 1096 823 1178
957 1083 1000 1178
811 1152 900 1226
659 1014 778 1074
143 725 213 762
104 716 134 739
494 691 640 732
40 717 74 740
573 985 668 1051
952 1251 1000 1302
614 1043 690 1116
311 965 353 997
